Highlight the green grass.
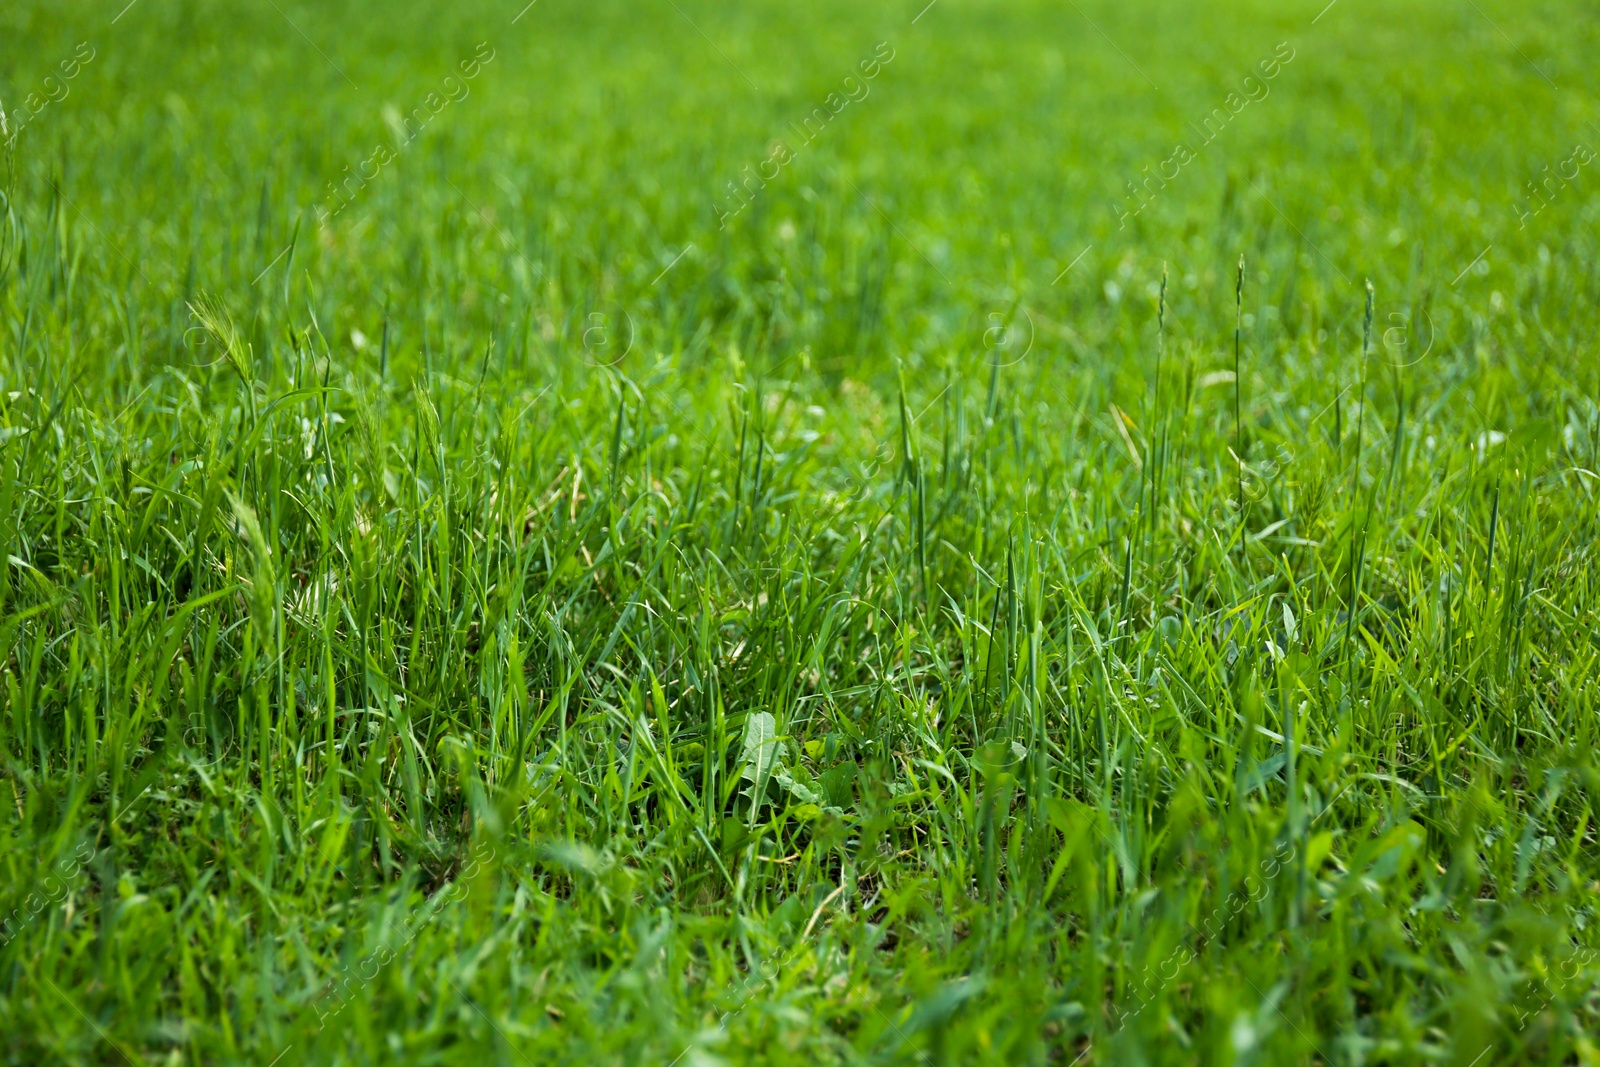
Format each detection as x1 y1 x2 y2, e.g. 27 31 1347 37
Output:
2 0 1599 1063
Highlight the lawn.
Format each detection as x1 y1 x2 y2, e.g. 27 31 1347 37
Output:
2 0 1599 1063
